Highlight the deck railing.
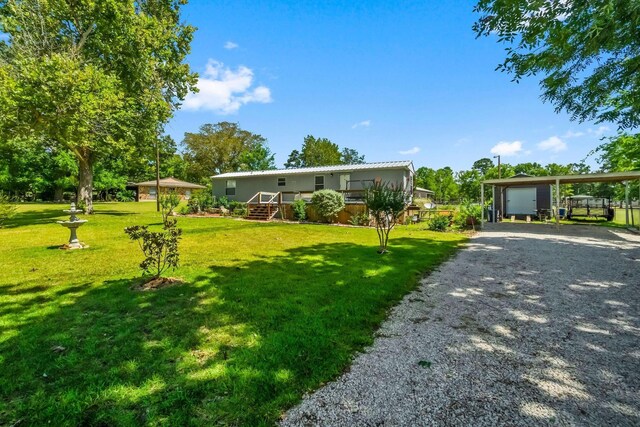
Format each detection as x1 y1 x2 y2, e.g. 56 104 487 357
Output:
247 191 282 219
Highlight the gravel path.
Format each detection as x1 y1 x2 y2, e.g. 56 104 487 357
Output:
282 224 640 426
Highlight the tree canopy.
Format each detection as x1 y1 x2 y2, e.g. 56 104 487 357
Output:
285 135 365 168
0 0 197 212
474 0 640 129
182 122 276 183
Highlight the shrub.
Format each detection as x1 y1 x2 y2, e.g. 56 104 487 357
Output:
159 192 181 225
427 214 450 232
348 211 370 226
116 189 135 202
187 191 213 214
228 200 242 211
216 196 229 209
124 219 182 279
228 201 247 216
453 201 483 230
178 205 190 215
363 182 407 253
311 190 345 222
291 199 307 221
233 206 248 217
0 193 17 227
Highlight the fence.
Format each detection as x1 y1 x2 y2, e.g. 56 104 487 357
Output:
280 204 368 224
613 207 640 227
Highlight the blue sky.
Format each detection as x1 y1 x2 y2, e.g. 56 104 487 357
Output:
167 0 615 171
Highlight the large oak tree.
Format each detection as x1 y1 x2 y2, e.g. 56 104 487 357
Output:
0 0 197 212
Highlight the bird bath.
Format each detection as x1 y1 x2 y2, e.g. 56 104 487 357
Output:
57 202 88 249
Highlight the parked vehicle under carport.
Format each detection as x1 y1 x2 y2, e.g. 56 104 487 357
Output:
565 195 615 221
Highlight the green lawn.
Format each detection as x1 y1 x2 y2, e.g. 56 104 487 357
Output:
0 203 465 426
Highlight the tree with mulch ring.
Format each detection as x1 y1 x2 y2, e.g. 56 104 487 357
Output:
363 181 407 254
124 218 183 290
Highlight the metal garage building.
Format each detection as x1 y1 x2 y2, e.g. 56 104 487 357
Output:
481 171 640 226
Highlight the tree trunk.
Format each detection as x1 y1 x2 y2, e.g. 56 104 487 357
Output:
77 151 94 214
53 187 64 202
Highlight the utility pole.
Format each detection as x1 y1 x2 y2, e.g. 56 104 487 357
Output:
493 155 501 179
493 154 502 221
155 137 161 212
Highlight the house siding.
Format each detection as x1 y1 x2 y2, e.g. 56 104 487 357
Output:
212 168 412 202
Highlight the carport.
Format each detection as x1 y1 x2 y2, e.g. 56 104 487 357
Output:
480 171 640 228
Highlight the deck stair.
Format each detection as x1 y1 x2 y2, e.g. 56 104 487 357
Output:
246 192 281 221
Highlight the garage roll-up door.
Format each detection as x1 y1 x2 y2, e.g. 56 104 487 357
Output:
506 187 536 215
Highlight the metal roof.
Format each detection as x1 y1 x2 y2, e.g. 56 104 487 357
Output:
132 177 206 189
415 186 434 194
483 171 640 186
211 161 414 179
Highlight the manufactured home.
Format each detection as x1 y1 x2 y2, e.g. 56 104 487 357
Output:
211 161 415 220
212 161 414 202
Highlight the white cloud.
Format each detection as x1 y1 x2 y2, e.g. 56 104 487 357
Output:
398 146 420 155
563 130 585 138
183 60 272 114
224 41 239 50
588 126 610 137
351 120 371 129
537 136 567 152
490 141 523 157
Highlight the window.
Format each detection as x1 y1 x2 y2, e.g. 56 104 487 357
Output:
278 177 286 187
185 190 191 200
315 175 325 191
149 187 157 200
226 180 236 196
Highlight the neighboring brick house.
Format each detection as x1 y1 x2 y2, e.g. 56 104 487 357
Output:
131 177 206 201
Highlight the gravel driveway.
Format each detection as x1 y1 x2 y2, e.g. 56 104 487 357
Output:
282 224 640 426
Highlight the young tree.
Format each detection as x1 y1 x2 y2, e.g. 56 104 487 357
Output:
159 192 181 225
363 182 407 254
0 0 197 213
183 122 275 182
474 0 640 129
125 219 182 280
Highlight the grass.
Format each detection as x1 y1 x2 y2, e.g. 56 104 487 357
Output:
0 202 466 426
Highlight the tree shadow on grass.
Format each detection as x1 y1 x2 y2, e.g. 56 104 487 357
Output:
3 206 67 229
93 210 140 217
0 236 462 425
3 205 141 229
